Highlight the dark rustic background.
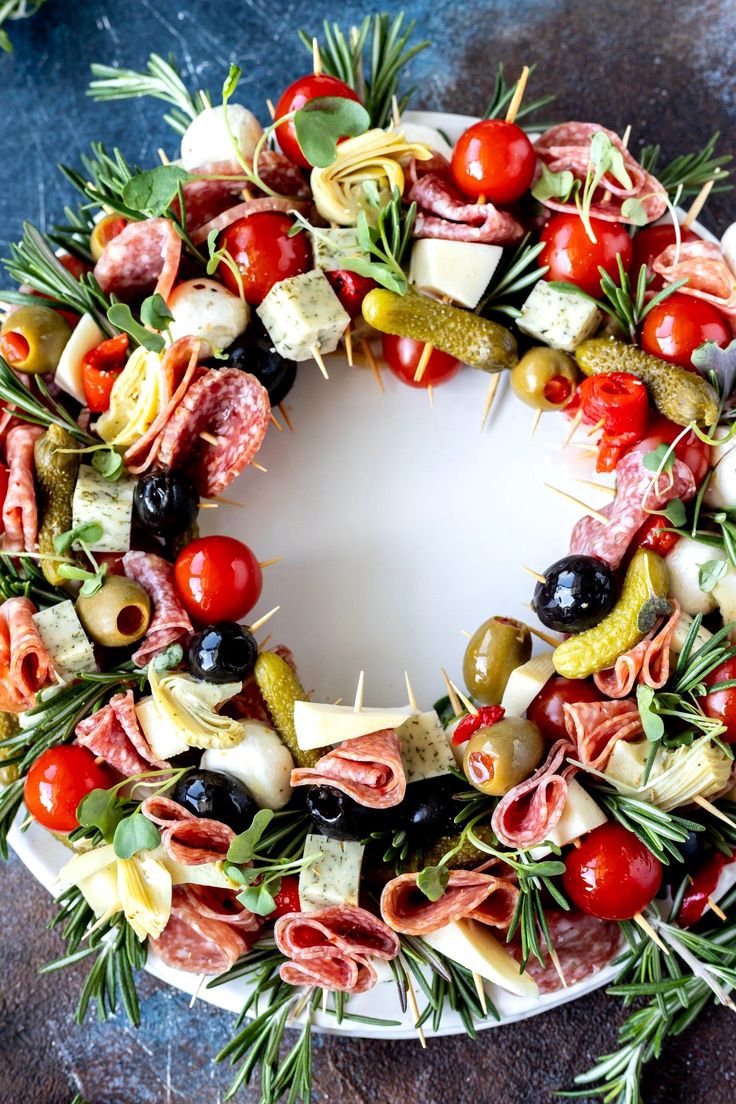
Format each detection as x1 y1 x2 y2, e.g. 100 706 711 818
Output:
1 1 735 1102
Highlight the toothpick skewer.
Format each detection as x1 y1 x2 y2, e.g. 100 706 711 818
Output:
473 971 489 1014
413 342 434 383
586 417 606 437
199 502 218 509
447 676 479 717
681 170 720 232
343 324 354 366
391 93 401 130
544 483 611 525
529 408 543 441
440 668 463 718
189 973 207 1007
527 624 562 648
270 411 284 432
404 671 419 713
249 605 280 633
259 633 272 651
200 431 220 447
480 373 501 431
157 148 170 165
459 629 471 639
278 403 295 433
548 945 568 989
633 912 669 955
707 896 728 922
311 345 329 379
522 566 547 584
259 557 284 569
574 479 617 498
353 670 365 713
360 338 384 392
505 65 530 125
404 966 426 1048
561 408 583 448
266 98 276 120
312 36 323 76
251 462 268 473
693 794 736 829
427 384 435 409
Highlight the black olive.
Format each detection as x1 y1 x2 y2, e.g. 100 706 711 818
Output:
305 785 400 841
219 317 297 405
171 768 257 832
661 830 708 888
532 554 617 634
188 621 258 683
133 471 199 537
400 775 466 839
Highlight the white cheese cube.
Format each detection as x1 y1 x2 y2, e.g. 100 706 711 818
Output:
310 228 360 272
54 313 106 404
501 652 556 717
72 466 135 553
135 696 190 761
298 833 364 912
294 701 412 751
530 780 607 859
409 240 502 309
256 269 350 362
423 920 537 998
517 280 601 352
396 710 455 783
32 600 96 678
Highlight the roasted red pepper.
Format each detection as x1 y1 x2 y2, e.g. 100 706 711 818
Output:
579 372 650 438
81 333 129 412
451 705 505 746
633 514 681 557
0 464 9 535
678 851 735 927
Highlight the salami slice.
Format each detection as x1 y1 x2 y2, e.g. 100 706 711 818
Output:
279 948 377 993
3 424 43 552
190 196 308 246
94 217 182 303
150 886 248 975
76 690 168 776
160 817 234 866
0 596 52 712
180 884 262 932
256 149 310 198
594 603 681 697
275 905 398 994
491 739 574 848
141 795 195 828
467 880 520 929
122 551 194 667
410 175 525 245
654 240 736 327
290 729 406 809
379 871 511 935
178 161 248 235
509 908 620 993
156 368 270 497
564 699 643 770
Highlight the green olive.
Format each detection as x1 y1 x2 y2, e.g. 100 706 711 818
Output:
0 304 72 375
463 717 544 796
76 576 152 648
510 347 578 411
463 616 532 705
90 214 127 261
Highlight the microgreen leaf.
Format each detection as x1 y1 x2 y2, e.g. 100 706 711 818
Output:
416 862 450 902
620 197 649 226
643 443 676 473
91 447 124 482
107 303 165 353
140 293 174 332
236 880 278 917
113 813 161 859
637 595 674 634
636 684 665 743
222 63 241 104
53 521 103 556
699 558 729 594
661 498 687 527
79 567 107 597
691 339 736 400
151 643 184 672
531 163 574 203
227 809 275 864
76 788 126 844
293 96 370 168
121 165 191 216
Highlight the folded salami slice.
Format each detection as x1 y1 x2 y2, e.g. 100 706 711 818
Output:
160 817 235 866
256 149 310 198
94 217 182 303
156 368 270 497
141 795 195 828
535 122 667 224
379 871 510 935
0 596 52 712
594 603 681 697
290 729 406 808
178 161 248 234
564 699 643 770
279 947 377 993
150 885 248 975
410 175 525 245
509 908 620 993
122 551 194 667
3 424 43 552
180 884 262 932
491 739 574 849
275 905 398 994
76 690 168 776
191 196 308 246
653 240 736 328
466 880 520 929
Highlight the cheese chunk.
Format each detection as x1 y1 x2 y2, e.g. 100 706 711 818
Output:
294 701 411 751
409 240 502 309
201 720 294 810
423 920 537 998
298 833 364 912
135 696 190 761
670 611 713 656
32 600 96 678
530 780 607 858
181 104 263 171
72 466 135 553
517 281 601 352
310 228 360 272
501 652 556 717
256 269 350 362
666 536 725 616
54 313 106 404
397 710 455 783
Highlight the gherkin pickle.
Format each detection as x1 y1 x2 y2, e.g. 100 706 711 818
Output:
510 347 578 411
463 616 532 705
463 717 544 796
35 425 80 587
0 711 20 785
253 651 323 768
0 304 71 375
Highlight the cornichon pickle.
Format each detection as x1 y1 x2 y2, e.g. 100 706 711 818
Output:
253 652 322 768
553 548 669 679
406 821 498 871
34 425 80 587
0 711 19 785
575 337 718 427
362 288 518 372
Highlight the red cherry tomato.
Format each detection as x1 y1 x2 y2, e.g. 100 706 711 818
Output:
526 676 605 744
678 852 735 927
218 213 311 306
0 463 8 535
562 821 663 920
638 413 711 486
275 74 361 168
24 746 112 833
324 270 377 318
381 334 461 389
640 292 731 369
269 875 302 918
451 119 536 205
701 657 736 743
540 213 633 297
632 224 700 289
81 333 129 413
174 536 263 624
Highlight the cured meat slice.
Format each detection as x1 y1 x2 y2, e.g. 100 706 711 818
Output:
410 175 525 245
156 368 270 497
509 908 620 993
75 690 168 776
0 596 52 712
150 886 248 975
594 603 681 697
122 551 194 667
564 699 643 770
276 905 400 960
535 122 667 224
466 880 520 929
180 885 262 931
160 816 234 865
290 729 406 808
94 217 182 303
653 240 736 327
190 196 308 246
379 871 510 935
3 424 43 552
491 739 574 848
279 948 377 993
141 795 195 828
570 443 696 569
256 149 310 198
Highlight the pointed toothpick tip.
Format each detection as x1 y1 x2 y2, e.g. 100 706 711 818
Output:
544 482 611 526
480 373 501 431
404 670 419 713
440 668 463 718
249 605 280 634
353 670 365 713
413 342 433 383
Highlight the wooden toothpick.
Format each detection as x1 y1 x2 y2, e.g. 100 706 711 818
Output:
527 624 562 648
561 408 583 448
403 966 427 1048
343 324 354 366
270 411 284 432
266 98 276 120
251 462 268 473
311 345 329 379
278 403 295 433
682 170 720 232
529 408 543 441
199 431 220 447
522 566 547 584
157 147 170 165
447 676 479 718
360 338 384 392
480 373 501 431
413 342 434 383
544 483 611 525
312 36 323 76
199 502 219 509
707 896 728 922
353 670 365 713
633 912 670 955
249 605 280 633
586 417 606 437
693 794 736 829
391 93 401 130
259 557 284 569
189 973 207 1007
473 971 489 1014
440 668 463 718
505 65 530 125
404 671 419 713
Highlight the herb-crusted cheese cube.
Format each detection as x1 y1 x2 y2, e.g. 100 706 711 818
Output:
72 465 135 552
397 710 455 783
409 240 503 309
32 600 96 678
517 280 601 352
298 833 364 912
135 696 190 761
294 701 412 751
310 228 360 272
256 269 350 362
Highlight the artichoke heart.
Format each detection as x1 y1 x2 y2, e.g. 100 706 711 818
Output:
310 128 433 226
96 346 164 448
605 735 732 811
60 843 173 940
149 666 244 749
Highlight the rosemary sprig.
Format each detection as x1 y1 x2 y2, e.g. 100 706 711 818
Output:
0 554 68 608
640 132 732 198
477 234 548 317
484 62 556 128
591 784 704 863
59 143 143 224
0 0 46 52
399 935 497 1035
88 54 212 134
48 202 97 263
0 357 97 444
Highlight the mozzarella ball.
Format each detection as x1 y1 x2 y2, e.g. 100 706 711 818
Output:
200 721 293 810
181 104 263 171
705 446 736 510
721 221 736 278
168 278 249 350
713 566 736 641
666 536 726 615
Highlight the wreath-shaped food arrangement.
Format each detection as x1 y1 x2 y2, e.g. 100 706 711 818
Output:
1 12 736 1103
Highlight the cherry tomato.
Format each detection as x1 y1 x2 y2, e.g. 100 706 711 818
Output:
218 213 311 306
540 213 633 298
0 463 8 535
640 293 731 369
269 875 302 918
24 746 112 833
678 852 735 927
701 657 736 743
58 253 92 281
562 821 663 920
631 224 700 289
451 119 536 205
324 270 377 318
275 74 361 168
174 536 263 624
82 333 129 413
638 413 711 486
527 676 605 744
381 334 461 389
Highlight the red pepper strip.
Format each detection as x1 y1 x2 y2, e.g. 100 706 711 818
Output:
633 514 681 557
579 372 650 438
0 330 30 367
595 429 642 473
451 705 504 746
678 852 735 927
82 333 129 413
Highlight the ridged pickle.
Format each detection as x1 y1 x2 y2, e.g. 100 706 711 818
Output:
253 651 323 768
463 616 532 705
575 337 718 427
0 711 20 784
34 425 80 587
362 288 518 372
553 548 669 679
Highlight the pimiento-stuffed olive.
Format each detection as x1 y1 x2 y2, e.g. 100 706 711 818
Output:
188 621 258 683
463 717 544 796
532 554 617 634
463 616 532 705
0 304 72 375
401 775 465 839
510 347 578 411
133 471 200 537
171 768 258 832
76 575 152 648
219 318 297 406
305 785 400 841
